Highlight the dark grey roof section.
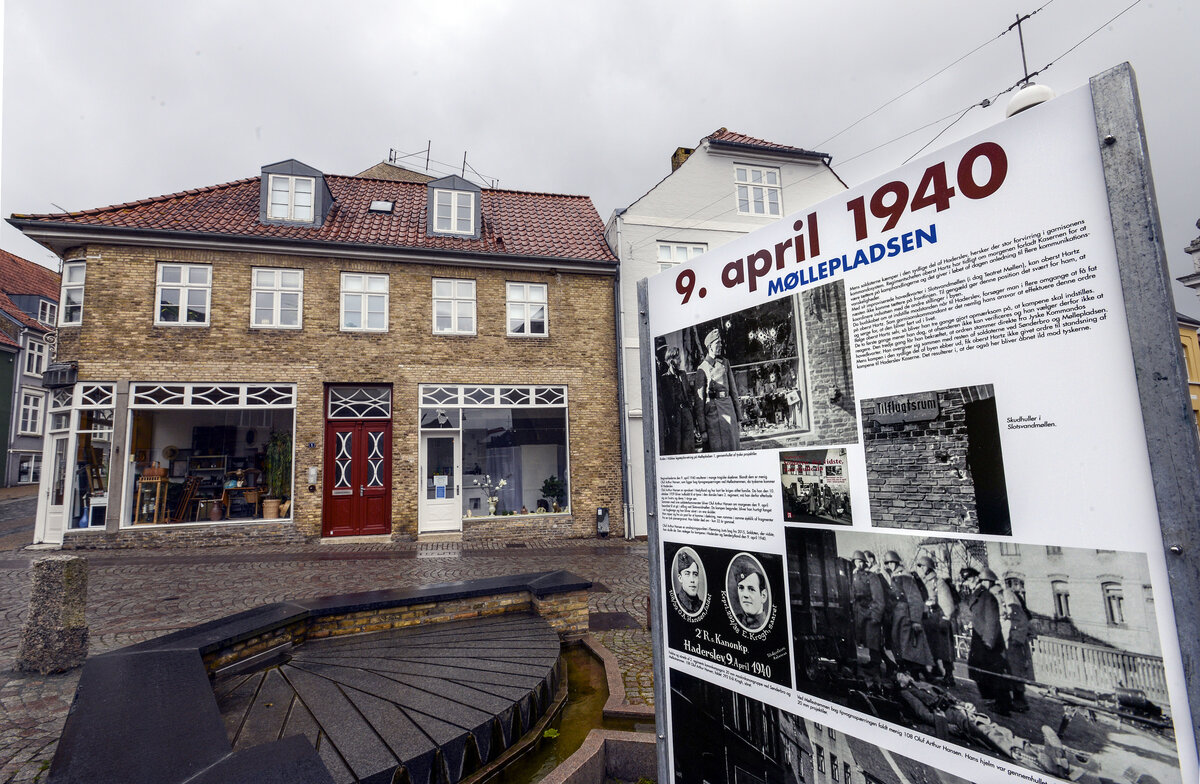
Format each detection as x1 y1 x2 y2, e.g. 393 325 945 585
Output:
706 137 832 166
258 159 335 228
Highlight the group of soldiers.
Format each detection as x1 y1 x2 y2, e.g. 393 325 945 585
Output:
783 480 851 522
849 550 1033 716
657 333 743 455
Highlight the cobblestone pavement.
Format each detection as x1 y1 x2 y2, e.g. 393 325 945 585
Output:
0 525 654 783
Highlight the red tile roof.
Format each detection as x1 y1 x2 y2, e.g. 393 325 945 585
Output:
12 174 617 264
0 248 60 300
703 127 826 159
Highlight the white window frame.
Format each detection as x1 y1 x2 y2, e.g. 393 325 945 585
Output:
250 268 304 329
433 189 475 235
340 273 389 332
37 300 57 326
657 242 707 272
268 174 315 222
155 263 212 326
60 261 85 326
16 453 41 484
24 339 46 377
19 389 45 435
506 282 548 337
735 165 782 216
432 278 476 335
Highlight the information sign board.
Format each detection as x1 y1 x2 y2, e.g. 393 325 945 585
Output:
640 65 1198 784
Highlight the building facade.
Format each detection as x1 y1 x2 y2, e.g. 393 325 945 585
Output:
606 128 846 536
10 159 622 547
0 249 60 487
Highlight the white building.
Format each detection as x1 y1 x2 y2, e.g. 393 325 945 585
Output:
605 128 845 535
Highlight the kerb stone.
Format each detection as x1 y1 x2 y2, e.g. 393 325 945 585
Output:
17 555 89 674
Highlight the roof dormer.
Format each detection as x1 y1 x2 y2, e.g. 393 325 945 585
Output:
426 175 482 239
259 159 334 228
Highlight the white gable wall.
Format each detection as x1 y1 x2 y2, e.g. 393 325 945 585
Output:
608 140 846 536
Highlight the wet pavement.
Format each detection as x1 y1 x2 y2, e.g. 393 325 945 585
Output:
0 495 654 783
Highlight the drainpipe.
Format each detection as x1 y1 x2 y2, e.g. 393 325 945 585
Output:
610 210 634 539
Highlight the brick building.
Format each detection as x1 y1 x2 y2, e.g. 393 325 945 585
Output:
860 384 1011 535
9 159 622 547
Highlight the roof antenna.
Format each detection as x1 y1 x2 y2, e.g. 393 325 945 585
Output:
1006 10 1055 117
425 140 431 172
461 152 468 178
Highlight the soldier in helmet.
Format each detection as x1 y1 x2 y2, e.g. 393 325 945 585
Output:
961 566 1012 714
882 550 934 676
987 572 1033 712
850 550 886 686
915 554 959 686
696 329 744 452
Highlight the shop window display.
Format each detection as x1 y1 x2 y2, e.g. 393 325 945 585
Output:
461 407 568 516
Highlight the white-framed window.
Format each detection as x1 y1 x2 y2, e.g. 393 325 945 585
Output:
657 242 707 272
268 174 315 222
19 390 45 435
24 339 46 377
1052 580 1071 619
251 268 303 329
37 300 57 326
735 165 782 216
1103 582 1126 625
432 278 476 335
60 261 85 325
17 453 41 484
156 263 211 326
506 282 548 336
433 189 475 235
341 273 388 332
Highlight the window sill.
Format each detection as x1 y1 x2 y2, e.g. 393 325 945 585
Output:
465 509 570 520
153 322 211 328
250 324 303 331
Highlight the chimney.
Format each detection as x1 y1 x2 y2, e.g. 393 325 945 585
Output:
671 147 695 172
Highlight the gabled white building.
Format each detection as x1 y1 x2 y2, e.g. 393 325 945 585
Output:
606 128 847 536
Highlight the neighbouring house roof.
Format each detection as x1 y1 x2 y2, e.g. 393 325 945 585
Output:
0 248 60 300
0 289 47 336
9 173 617 268
703 127 830 162
354 161 436 183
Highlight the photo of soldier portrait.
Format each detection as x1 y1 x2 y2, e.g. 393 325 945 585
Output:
657 345 704 455
670 546 708 618
726 553 771 633
784 528 1182 784
652 280 857 455
780 448 852 525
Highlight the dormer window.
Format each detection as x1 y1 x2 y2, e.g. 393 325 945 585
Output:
426 175 482 239
268 175 315 222
434 190 475 235
259 159 332 227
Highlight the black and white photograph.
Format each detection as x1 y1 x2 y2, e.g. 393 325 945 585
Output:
784 527 1182 784
861 385 1011 535
780 448 853 526
670 545 710 620
654 280 857 456
663 543 791 688
726 552 773 633
669 667 970 784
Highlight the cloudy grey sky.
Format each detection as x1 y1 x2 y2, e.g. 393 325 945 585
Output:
3 0 1198 313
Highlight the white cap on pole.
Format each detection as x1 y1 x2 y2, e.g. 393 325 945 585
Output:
1006 82 1056 117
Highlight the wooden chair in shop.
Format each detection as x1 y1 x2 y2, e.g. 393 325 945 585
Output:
169 477 201 524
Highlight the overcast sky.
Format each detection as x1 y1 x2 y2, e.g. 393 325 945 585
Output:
3 0 1198 313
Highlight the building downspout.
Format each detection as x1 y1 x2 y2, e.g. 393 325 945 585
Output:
611 210 634 539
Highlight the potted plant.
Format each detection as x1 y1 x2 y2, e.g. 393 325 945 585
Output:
262 430 292 519
541 475 566 512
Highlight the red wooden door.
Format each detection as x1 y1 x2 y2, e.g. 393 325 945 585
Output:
323 419 391 536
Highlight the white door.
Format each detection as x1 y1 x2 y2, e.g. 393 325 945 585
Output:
35 434 70 545
419 433 461 533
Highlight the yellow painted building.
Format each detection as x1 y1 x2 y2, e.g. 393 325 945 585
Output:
1177 313 1200 435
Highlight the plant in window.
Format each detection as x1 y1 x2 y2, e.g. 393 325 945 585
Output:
472 474 507 515
541 475 567 512
264 430 293 518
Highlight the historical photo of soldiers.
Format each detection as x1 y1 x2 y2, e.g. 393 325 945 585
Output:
653 279 857 456
780 447 853 525
669 545 709 619
669 668 970 784
662 543 791 688
861 384 1012 535
784 527 1182 784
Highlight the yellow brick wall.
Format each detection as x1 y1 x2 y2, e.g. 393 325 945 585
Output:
58 243 624 541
